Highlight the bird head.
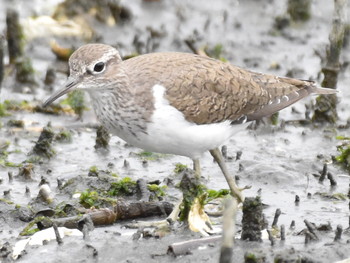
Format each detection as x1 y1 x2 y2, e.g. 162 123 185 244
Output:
43 44 122 107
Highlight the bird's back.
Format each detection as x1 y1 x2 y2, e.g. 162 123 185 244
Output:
123 52 333 125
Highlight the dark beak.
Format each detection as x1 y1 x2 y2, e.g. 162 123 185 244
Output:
42 79 78 107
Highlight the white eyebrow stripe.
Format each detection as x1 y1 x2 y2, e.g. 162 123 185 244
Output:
87 49 120 73
93 49 119 65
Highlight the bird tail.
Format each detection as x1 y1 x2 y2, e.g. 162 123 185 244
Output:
308 85 338 95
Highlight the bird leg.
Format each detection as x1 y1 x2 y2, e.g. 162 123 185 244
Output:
193 159 201 178
209 148 244 203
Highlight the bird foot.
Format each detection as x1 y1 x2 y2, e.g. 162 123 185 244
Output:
234 184 251 203
125 197 217 236
126 219 171 229
241 185 251 191
125 199 182 230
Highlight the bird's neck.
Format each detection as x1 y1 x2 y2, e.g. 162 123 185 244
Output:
88 76 149 138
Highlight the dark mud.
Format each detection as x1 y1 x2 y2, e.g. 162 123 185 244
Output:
1 0 350 262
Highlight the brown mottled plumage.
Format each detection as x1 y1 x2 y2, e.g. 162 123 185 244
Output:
43 43 336 205
123 51 325 124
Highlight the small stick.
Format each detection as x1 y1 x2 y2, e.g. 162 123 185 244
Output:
319 164 327 183
304 220 319 240
136 178 151 201
236 151 242 161
272 208 281 227
219 196 238 263
57 178 63 189
6 9 23 63
52 223 63 244
334 224 342 241
123 159 130 168
85 244 98 257
280 225 286 241
44 67 56 86
267 229 275 246
168 236 221 256
221 145 228 160
25 186 30 196
78 214 94 232
184 38 207 57
142 160 148 168
82 224 90 241
305 231 312 245
8 172 13 182
290 220 295 229
327 172 337 186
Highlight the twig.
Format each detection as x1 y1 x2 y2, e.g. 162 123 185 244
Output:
334 224 343 241
219 196 238 263
290 220 295 229
8 172 13 182
123 159 130 168
136 178 151 201
272 208 281 227
82 224 90 241
184 38 207 57
267 229 275 246
304 220 319 240
236 151 242 161
221 145 228 160
305 231 312 245
327 172 337 186
319 164 328 183
168 236 221 256
6 9 23 64
52 223 63 244
37 202 173 231
281 225 286 241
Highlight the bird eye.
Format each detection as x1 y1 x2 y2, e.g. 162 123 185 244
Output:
93 62 105 73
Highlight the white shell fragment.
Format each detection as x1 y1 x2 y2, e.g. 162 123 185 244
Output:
72 193 81 199
12 227 83 260
37 184 54 204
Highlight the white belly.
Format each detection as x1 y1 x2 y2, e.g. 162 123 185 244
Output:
130 84 247 159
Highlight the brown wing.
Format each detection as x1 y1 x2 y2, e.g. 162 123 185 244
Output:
124 52 321 125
